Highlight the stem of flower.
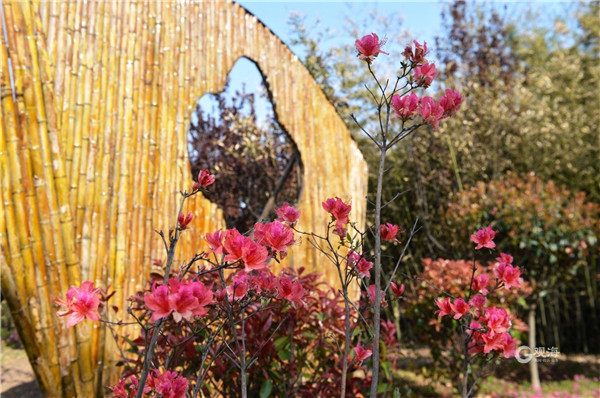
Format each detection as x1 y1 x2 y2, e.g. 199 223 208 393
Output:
369 146 386 398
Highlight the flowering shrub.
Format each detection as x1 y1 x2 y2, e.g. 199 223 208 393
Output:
402 228 531 396
444 172 600 352
53 33 471 398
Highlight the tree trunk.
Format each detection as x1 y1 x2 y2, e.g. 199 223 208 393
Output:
528 302 541 390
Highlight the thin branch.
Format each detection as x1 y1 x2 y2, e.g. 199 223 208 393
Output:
384 218 420 294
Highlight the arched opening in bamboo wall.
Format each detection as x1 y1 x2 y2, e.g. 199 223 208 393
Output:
188 57 303 233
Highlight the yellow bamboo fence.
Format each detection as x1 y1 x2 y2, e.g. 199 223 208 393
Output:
0 0 368 396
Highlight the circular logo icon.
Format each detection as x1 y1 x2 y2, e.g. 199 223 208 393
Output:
515 345 534 363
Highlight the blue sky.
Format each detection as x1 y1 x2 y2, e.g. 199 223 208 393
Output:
238 1 445 52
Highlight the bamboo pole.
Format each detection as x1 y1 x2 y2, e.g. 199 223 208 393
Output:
2 1 368 395
18 2 96 395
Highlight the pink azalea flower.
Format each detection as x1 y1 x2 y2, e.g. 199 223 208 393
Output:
109 377 129 398
227 275 249 301
322 197 351 225
390 282 405 298
197 169 215 188
275 203 301 224
496 253 514 267
254 221 295 255
402 40 428 64
347 249 361 266
277 277 305 303
468 294 486 309
169 282 199 323
205 229 225 255
502 333 518 358
435 297 453 317
418 97 445 129
472 274 489 295
147 369 189 398
223 229 246 262
450 298 470 320
190 281 214 315
368 284 387 307
177 212 193 229
380 222 402 242
353 344 373 363
470 226 496 250
347 250 372 277
109 376 149 398
355 257 373 278
482 307 512 334
144 279 214 323
355 33 388 62
439 88 463 116
494 263 523 289
144 284 172 322
413 62 437 87
391 93 419 120
482 331 505 354
55 281 102 328
467 321 485 354
241 240 269 271
333 222 347 238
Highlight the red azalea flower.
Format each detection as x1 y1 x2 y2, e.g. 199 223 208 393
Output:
435 297 453 317
390 282 405 298
197 169 215 188
277 277 305 303
55 281 102 328
419 96 445 129
380 222 402 242
450 298 470 319
275 202 301 224
391 93 419 120
471 226 496 250
353 344 373 363
177 212 193 229
413 62 437 87
205 229 225 255
355 33 388 62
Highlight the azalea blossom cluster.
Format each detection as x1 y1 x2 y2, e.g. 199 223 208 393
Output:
206 204 299 268
110 369 189 398
144 279 214 323
354 35 463 130
322 196 352 237
217 269 305 304
435 226 524 360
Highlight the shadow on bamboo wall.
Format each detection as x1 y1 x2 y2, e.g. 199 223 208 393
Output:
0 0 368 395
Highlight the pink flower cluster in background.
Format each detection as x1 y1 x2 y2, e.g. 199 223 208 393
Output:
435 227 524 359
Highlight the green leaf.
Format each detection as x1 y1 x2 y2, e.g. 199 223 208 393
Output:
274 336 288 351
261 298 271 308
260 380 273 398
277 348 291 361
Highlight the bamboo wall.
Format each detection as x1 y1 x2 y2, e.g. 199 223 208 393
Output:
0 0 368 396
